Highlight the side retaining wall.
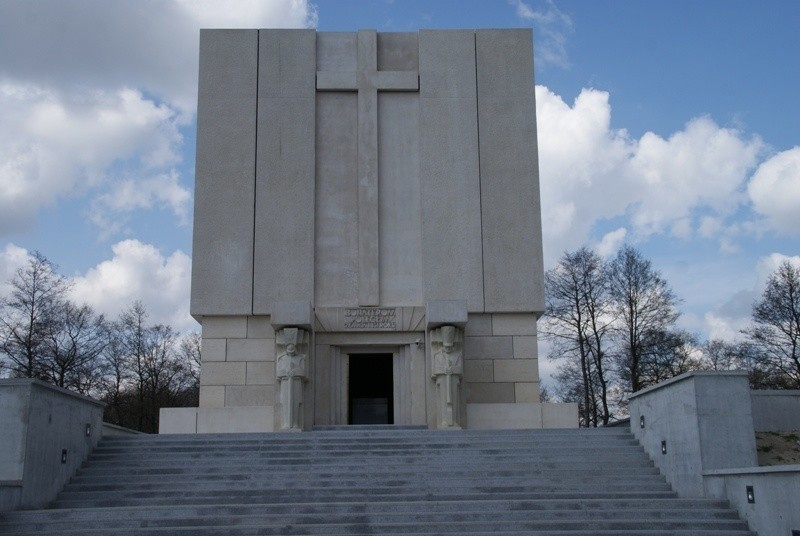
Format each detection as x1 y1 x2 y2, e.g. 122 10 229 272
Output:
704 465 800 536
629 372 800 536
628 371 757 497
751 390 800 432
0 379 105 511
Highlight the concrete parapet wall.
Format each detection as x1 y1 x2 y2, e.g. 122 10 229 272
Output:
0 379 105 511
629 371 758 497
750 390 800 432
101 422 144 436
466 402 578 429
704 465 800 536
159 406 275 434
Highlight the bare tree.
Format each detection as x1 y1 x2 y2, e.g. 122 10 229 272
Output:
180 331 202 392
702 339 749 372
106 302 200 432
543 248 614 426
744 260 800 388
608 246 679 393
40 302 107 395
0 252 70 379
637 329 701 387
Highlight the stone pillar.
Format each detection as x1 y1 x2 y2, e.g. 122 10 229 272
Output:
430 325 464 429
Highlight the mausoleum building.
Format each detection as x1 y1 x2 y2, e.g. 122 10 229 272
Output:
159 28 576 433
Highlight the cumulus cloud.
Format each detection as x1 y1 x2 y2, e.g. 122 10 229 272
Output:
1 240 194 331
535 86 764 265
90 171 192 237
629 117 763 236
70 240 194 331
0 243 32 299
0 0 317 111
0 84 184 234
511 0 573 68
702 253 800 342
595 228 627 257
747 147 800 234
0 0 316 237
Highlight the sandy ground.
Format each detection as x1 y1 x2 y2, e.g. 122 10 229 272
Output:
756 430 800 466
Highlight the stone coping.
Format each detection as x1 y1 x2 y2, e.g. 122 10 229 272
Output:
102 422 145 435
628 371 749 400
750 389 800 397
703 464 800 476
0 378 106 408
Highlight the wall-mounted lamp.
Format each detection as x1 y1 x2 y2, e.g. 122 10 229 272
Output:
746 485 755 504
661 440 667 455
639 415 645 429
85 423 92 437
61 449 67 464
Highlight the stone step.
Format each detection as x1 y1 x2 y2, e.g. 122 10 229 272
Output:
0 498 737 523
0 427 753 536
57 480 675 500
90 440 641 454
62 474 669 493
0 530 757 536
102 428 632 444
51 490 681 509
71 466 662 481
0 509 747 533
0 518 752 535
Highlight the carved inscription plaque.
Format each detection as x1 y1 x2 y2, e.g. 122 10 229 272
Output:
343 308 397 330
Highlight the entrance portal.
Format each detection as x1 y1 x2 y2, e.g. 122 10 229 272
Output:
348 354 393 425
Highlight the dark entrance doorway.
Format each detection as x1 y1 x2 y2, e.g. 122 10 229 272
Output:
348 354 393 425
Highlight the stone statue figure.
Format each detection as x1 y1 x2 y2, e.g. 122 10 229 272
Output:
431 325 464 429
275 327 309 431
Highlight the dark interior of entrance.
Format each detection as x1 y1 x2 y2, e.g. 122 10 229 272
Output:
348 354 393 425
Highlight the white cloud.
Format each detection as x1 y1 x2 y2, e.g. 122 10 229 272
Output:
0 0 316 238
510 0 573 68
698 216 723 239
536 86 764 266
747 147 800 234
177 0 317 32
670 218 692 239
0 243 32 299
755 252 800 287
0 84 184 235
595 228 627 257
70 240 194 331
701 253 800 343
629 117 763 236
90 171 192 237
0 1 317 112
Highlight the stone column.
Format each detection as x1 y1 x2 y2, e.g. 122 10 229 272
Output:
430 325 464 429
275 327 309 431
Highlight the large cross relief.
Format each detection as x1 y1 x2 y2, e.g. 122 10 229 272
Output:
316 30 419 307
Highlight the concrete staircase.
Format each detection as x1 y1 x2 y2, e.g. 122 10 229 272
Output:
0 426 754 535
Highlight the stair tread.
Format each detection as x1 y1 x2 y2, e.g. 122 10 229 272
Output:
0 428 753 535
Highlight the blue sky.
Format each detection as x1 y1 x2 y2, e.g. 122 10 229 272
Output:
0 1 798 369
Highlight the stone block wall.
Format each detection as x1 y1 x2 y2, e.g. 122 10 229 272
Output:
199 316 276 409
463 313 540 404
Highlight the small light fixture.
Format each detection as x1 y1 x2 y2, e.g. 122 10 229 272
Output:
661 440 667 455
639 415 645 429
746 485 755 504
61 449 67 464
85 423 91 437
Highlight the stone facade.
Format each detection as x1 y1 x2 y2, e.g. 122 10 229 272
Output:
159 28 576 433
